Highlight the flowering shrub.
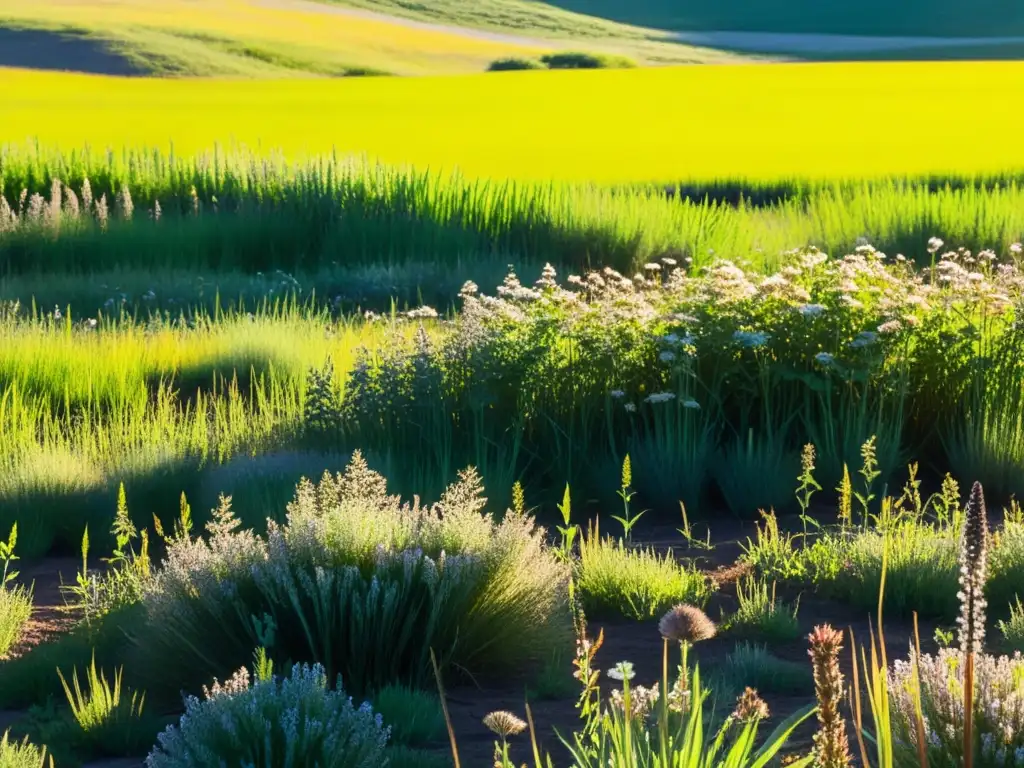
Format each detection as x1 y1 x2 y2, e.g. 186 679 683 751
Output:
338 240 1024 515
889 649 1024 768
146 662 388 768
134 452 570 699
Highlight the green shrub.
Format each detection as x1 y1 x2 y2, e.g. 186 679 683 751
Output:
540 51 636 69
577 530 714 620
371 684 444 747
134 454 571 699
988 512 1024 618
719 642 813 696
722 574 800 643
0 731 49 768
998 596 1024 651
487 57 544 71
0 523 32 659
146 660 388 768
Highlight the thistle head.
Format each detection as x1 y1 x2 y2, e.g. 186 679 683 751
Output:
658 604 717 644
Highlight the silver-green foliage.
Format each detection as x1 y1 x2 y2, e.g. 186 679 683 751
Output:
138 452 570 696
145 662 387 768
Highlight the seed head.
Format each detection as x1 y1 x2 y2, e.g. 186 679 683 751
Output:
483 711 527 739
658 604 717 644
732 687 770 722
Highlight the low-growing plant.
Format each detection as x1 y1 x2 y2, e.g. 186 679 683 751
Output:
722 574 801 643
372 684 445 747
719 642 814 696
0 730 51 768
998 596 1024 651
577 524 714 620
384 746 452 768
134 454 571 699
145 659 388 768
487 57 545 71
0 524 33 659
539 51 636 69
57 652 152 756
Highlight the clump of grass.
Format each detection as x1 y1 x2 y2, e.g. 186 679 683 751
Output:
132 454 571 701
488 57 544 71
722 574 800 643
998 596 1024 652
57 653 152 756
540 51 636 69
371 684 445 747
383 746 452 768
718 642 813 696
0 730 50 768
577 524 714 620
0 523 32 659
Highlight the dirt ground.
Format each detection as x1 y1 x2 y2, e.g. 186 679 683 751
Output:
2 516 933 767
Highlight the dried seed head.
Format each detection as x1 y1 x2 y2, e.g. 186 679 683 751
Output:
808 625 851 768
658 604 717 643
732 687 770 722
483 710 527 739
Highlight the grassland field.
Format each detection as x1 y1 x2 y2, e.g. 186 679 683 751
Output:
4 62 1024 183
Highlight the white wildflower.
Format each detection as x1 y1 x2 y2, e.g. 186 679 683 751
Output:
644 392 676 404
798 303 826 317
815 352 835 366
659 351 677 363
927 237 945 254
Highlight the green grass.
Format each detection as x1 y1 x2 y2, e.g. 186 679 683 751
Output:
5 146 1024 279
577 530 715 620
717 642 813 697
721 574 800 644
998 596 1024 652
371 685 445 747
0 585 32 658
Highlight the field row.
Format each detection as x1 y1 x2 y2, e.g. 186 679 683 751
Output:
4 63 1024 182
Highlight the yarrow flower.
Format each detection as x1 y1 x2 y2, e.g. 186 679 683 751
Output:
849 331 878 349
659 351 677 363
682 399 700 410
732 330 770 349
624 402 637 413
644 392 676 404
799 304 826 317
815 352 835 366
610 389 625 399
927 237 945 254
607 661 636 682
1010 242 1022 256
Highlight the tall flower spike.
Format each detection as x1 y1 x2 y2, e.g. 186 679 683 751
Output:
958 481 989 655
808 624 851 768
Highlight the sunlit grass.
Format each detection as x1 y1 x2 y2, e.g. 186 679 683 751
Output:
3 62 1024 182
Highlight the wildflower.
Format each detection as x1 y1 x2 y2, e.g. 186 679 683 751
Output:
52 305 62 320
610 389 625 399
799 303 826 317
659 351 677 363
482 711 527 739
958 481 989 656
624 403 637 413
849 331 878 349
877 319 902 335
927 237 945 254
459 281 479 297
682 399 700 410
607 661 636 682
731 688 770 723
1011 243 1022 256
644 263 662 272
808 625 851 768
610 684 660 719
661 257 678 266
644 392 676 404
815 352 835 366
658 604 717 643
406 306 439 319
732 330 770 349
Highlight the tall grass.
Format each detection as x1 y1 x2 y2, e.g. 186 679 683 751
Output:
4 146 1024 276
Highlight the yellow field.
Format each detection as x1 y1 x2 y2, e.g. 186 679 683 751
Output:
4 62 1024 182
0 0 552 76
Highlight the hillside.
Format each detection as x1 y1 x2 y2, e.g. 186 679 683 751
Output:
0 0 751 78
